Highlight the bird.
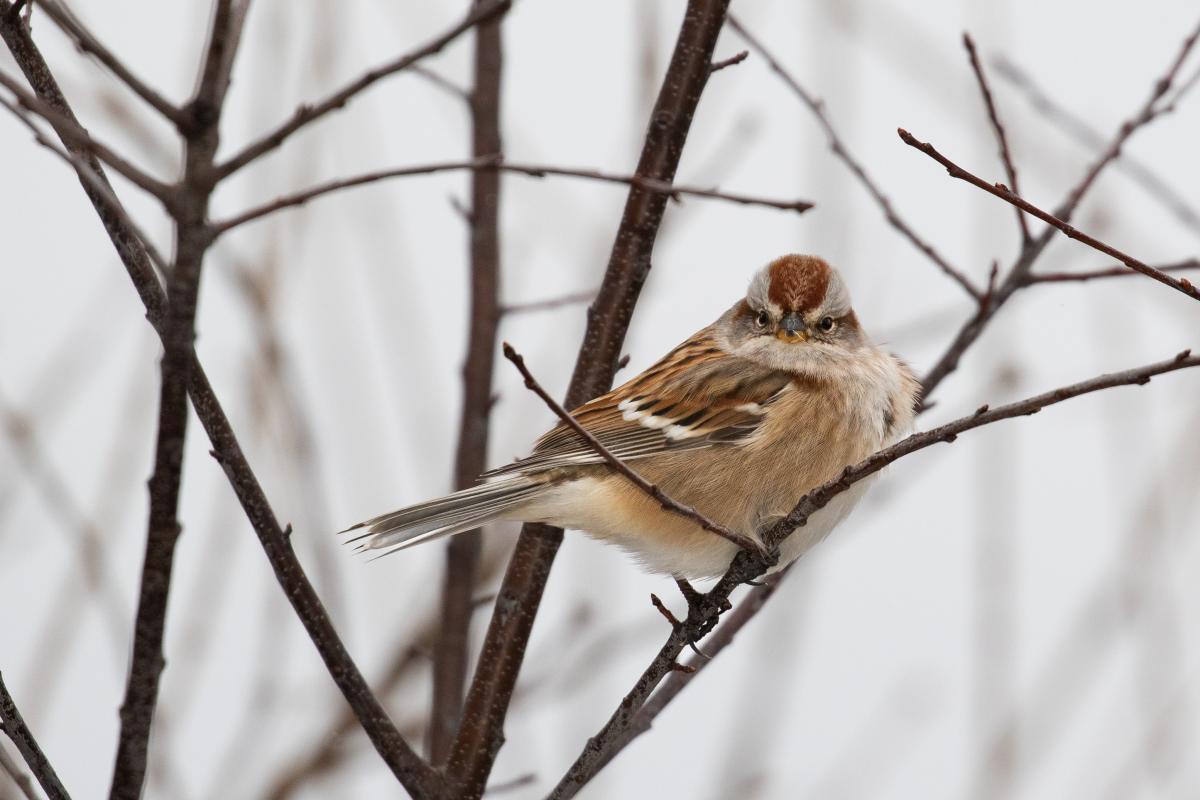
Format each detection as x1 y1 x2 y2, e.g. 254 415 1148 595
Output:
342 255 920 580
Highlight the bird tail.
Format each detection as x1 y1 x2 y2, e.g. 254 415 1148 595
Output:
340 476 542 557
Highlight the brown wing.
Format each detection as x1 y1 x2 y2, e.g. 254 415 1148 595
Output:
485 332 793 478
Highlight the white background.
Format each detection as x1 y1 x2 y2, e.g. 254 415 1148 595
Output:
2 1 1199 798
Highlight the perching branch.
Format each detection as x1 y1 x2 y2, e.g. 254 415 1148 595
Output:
0 672 72 800
549 350 1200 795
728 14 980 300
962 32 1030 244
214 0 511 179
447 1 734 793
208 155 813 236
898 128 1200 302
502 342 769 557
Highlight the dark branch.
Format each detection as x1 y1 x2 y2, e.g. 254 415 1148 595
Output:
898 128 1200 302
728 14 980 300
430 0 507 767
447 1 733 793
215 0 511 179
502 343 769 557
208 156 814 236
0 672 72 800
962 32 1030 243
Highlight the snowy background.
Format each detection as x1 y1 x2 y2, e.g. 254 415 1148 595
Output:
2 1 1199 798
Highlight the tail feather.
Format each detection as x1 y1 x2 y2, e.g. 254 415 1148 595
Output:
342 477 541 554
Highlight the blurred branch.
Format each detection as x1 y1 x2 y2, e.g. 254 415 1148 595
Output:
109 4 241 798
0 743 39 800
0 672 71 800
503 343 768 556
215 0 511 179
728 14 980 300
549 350 1200 795
500 289 595 315
991 54 1200 236
1026 258 1200 285
209 155 814 236
962 32 1030 244
919 16 1200 403
430 0 508 767
447 1 734 794
35 0 185 124
899 128 1200 302
0 69 173 201
0 5 442 797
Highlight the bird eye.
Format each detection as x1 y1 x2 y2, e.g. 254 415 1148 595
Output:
754 310 770 329
818 316 836 332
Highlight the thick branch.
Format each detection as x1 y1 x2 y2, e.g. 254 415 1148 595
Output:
446 1 733 794
899 128 1200 302
0 7 441 797
209 156 813 236
430 0 507 768
503 343 768 557
215 0 510 179
962 32 1030 243
728 15 979 300
0 672 72 800
549 350 1200 795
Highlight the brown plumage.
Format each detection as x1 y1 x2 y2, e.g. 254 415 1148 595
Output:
343 255 919 579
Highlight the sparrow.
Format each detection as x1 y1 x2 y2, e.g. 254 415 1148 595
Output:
343 255 919 579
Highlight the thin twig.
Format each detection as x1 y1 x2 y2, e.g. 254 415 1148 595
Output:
448 1 734 793
962 32 1030 244
215 0 511 179
898 128 1200 302
709 49 748 73
1026 259 1200 285
728 14 980 300
208 155 813 236
991 54 1200 235
430 0 508 766
548 350 1200 796
35 0 185 124
503 343 768 557
919 17 1200 403
0 672 72 800
0 743 40 800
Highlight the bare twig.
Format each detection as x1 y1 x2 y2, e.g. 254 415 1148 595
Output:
0 672 72 800
447 1 733 793
728 14 980 300
709 49 748 73
215 0 511 179
991 54 1200 235
898 128 1200 302
208 156 814 236
962 32 1030 244
1026 259 1200 285
430 0 508 766
35 0 185 124
0 742 40 800
503 342 768 557
919 17 1200 402
0 5 441 796
549 350 1200 796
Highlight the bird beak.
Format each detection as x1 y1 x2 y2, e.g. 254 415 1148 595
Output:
775 311 807 343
